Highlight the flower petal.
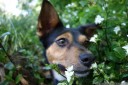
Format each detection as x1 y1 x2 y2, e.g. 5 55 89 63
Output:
66 65 73 71
122 45 128 55
95 15 104 24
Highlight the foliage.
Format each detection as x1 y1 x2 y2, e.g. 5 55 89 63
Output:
0 0 128 85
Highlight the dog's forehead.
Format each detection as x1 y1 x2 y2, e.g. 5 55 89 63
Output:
43 28 87 48
53 29 87 43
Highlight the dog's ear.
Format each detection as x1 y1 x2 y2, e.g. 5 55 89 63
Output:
37 0 63 37
78 24 100 39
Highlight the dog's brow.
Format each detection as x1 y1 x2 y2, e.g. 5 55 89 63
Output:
56 32 73 43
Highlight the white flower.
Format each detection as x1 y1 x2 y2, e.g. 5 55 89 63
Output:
113 26 120 34
102 7 105 10
121 23 126 26
94 15 104 24
112 10 116 14
66 66 73 72
90 34 98 43
66 24 70 28
91 62 97 69
73 11 77 16
102 4 108 10
86 9 89 12
66 3 76 8
122 45 128 55
65 66 74 82
121 80 127 85
123 11 127 15
104 4 108 8
127 35 128 37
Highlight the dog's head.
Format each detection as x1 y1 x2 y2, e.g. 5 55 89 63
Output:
37 0 99 77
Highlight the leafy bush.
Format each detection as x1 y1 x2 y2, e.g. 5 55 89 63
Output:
0 0 128 85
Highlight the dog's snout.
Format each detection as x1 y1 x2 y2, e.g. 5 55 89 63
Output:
80 53 95 66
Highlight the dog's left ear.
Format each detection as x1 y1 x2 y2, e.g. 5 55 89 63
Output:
78 24 100 39
37 0 63 37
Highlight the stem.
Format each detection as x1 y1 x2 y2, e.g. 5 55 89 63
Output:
0 40 15 66
96 42 101 60
104 2 111 51
124 0 128 41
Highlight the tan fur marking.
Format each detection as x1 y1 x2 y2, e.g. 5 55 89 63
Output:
78 35 88 44
37 21 43 36
56 32 73 43
36 31 43 36
38 21 42 29
46 44 80 68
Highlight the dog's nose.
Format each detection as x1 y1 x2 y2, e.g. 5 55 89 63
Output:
80 53 95 66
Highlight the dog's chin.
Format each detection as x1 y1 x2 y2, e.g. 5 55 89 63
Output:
74 70 90 77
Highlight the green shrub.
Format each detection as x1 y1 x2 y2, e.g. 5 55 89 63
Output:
0 0 128 85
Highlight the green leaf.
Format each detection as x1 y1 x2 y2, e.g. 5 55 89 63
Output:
107 52 120 62
49 64 61 74
15 74 22 84
122 74 128 79
4 62 14 70
113 47 126 60
93 76 103 84
0 32 10 38
34 73 41 79
5 71 14 81
0 80 9 85
79 1 86 7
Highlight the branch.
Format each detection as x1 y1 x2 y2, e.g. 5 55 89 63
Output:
0 42 15 66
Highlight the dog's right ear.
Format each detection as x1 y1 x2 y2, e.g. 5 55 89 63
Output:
78 24 100 39
37 0 63 38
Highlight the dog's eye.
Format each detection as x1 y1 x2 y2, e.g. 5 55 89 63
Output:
83 40 89 46
56 38 68 47
84 40 89 44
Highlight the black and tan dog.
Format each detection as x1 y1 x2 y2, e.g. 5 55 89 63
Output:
37 0 99 84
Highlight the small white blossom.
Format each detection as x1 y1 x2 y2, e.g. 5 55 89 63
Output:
102 7 105 10
66 66 73 72
122 45 128 55
121 23 126 26
73 11 77 16
104 4 108 8
123 11 127 15
102 4 108 10
112 10 116 14
121 80 127 85
85 9 89 12
90 34 98 43
94 15 104 24
113 26 120 34
127 35 128 37
63 18 68 23
66 24 70 28
66 3 76 8
91 62 97 69
65 66 74 82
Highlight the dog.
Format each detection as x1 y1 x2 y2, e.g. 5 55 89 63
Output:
37 0 99 84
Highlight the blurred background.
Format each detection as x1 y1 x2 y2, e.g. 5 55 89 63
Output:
0 0 128 85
